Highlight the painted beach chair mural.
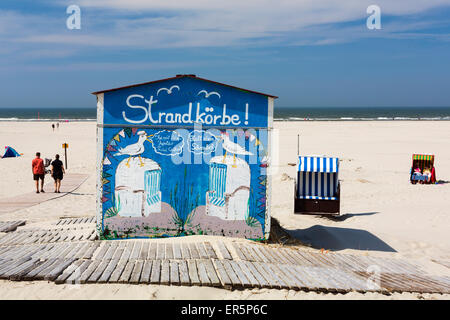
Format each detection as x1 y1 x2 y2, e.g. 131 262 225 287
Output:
294 156 340 215
206 156 251 220
410 154 436 184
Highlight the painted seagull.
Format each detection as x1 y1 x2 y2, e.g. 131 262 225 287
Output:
157 85 180 96
220 132 253 167
114 131 153 167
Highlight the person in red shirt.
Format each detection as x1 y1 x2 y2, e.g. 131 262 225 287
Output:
32 152 45 193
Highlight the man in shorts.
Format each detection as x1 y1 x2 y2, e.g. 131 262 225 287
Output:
32 152 45 193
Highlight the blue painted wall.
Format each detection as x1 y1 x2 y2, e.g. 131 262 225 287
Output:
99 77 271 240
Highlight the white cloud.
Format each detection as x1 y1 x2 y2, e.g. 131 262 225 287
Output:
1 0 449 64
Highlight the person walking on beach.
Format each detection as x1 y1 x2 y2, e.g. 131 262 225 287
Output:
32 152 45 193
52 123 55 131
51 154 65 193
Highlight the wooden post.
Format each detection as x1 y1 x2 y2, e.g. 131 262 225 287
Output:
62 143 69 169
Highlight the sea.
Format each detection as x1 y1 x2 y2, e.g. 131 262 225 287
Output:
0 107 450 122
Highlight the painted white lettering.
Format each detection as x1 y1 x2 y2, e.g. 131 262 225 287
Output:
145 95 159 124
123 94 148 124
231 114 241 125
182 103 193 123
196 102 206 123
220 104 231 125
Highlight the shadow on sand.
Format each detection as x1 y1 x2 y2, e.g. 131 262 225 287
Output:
286 224 396 252
321 211 379 222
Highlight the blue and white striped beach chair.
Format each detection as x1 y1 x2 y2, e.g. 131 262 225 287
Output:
294 156 340 215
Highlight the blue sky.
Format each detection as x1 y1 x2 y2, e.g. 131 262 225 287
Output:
1 0 450 108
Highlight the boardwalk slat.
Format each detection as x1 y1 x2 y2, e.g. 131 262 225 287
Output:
170 260 180 285
98 259 120 283
195 260 211 286
140 260 153 284
187 260 201 286
119 260 135 283
148 243 157 260
180 243 191 259
203 259 221 287
55 260 84 284
150 260 161 284
160 260 170 285
204 242 218 259
215 242 232 260
228 260 251 287
130 260 144 284
173 243 182 259
165 243 174 260
211 259 232 289
108 259 128 283
140 242 149 260
156 243 165 260
79 260 101 284
87 260 110 283
188 243 200 259
178 260 190 286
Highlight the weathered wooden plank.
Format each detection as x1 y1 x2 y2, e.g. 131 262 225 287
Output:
180 243 191 259
203 242 218 259
108 259 128 283
10 259 45 281
5 259 37 279
263 263 290 289
252 261 280 289
228 260 251 287
73 242 91 260
203 259 221 287
118 260 135 283
165 243 174 260
82 242 101 259
139 242 149 260
170 260 180 285
195 259 211 286
79 260 101 284
251 246 270 263
44 259 76 281
156 243 165 260
160 260 170 285
187 259 201 286
188 243 200 259
103 242 119 261
130 241 142 260
140 260 152 284
94 242 111 260
236 260 260 287
98 259 120 283
87 260 110 283
55 260 84 284
23 259 58 281
148 243 157 260
150 260 161 284
130 260 144 284
173 243 182 259
178 260 190 286
243 260 270 288
211 259 232 289
120 241 134 260
34 259 63 280
230 243 246 261
196 243 209 260
215 241 232 260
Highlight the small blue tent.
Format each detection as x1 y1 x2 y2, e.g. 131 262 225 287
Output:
2 146 21 158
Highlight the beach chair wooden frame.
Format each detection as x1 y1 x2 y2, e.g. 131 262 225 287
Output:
410 154 436 184
294 156 340 215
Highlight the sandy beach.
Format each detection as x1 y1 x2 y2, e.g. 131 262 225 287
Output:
0 120 449 299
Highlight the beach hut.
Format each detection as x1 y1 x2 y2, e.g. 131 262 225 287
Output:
1 146 21 158
93 74 277 240
294 156 340 215
410 154 436 184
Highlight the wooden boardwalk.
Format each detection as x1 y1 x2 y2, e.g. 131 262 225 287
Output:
0 217 449 294
0 174 89 214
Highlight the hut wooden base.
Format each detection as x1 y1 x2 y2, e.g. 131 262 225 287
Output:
294 198 340 215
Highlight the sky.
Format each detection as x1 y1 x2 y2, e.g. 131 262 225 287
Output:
0 0 450 108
